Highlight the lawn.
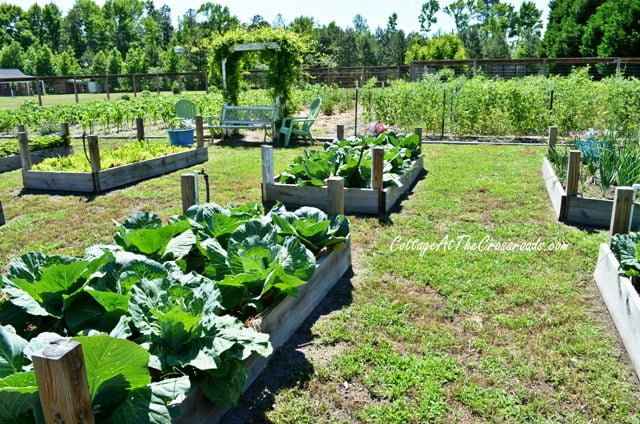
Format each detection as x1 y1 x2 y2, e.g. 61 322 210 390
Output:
0 142 638 422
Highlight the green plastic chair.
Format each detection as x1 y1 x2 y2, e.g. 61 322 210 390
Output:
278 97 322 146
173 98 216 139
174 98 197 124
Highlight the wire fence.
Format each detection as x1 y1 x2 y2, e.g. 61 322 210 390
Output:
0 72 208 106
410 57 640 80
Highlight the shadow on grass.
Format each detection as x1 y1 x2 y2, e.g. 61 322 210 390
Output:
376 168 429 225
221 268 355 424
214 136 317 150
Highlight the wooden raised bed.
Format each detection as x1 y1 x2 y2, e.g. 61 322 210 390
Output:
594 243 640 377
178 238 352 423
261 145 425 215
19 135 208 193
542 155 640 228
0 145 72 173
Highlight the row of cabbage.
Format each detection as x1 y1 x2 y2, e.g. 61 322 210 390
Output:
0 202 349 423
277 131 422 188
361 69 640 137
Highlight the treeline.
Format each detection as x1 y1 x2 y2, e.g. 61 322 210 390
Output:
0 0 637 78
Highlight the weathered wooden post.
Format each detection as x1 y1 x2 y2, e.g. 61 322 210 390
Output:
17 132 32 184
73 77 79 103
132 75 137 97
372 146 385 214
560 150 581 221
156 74 161 96
327 177 345 216
261 145 274 203
336 124 345 140
104 76 110 100
35 78 43 106
181 174 196 214
135 117 145 141
32 339 95 424
0 201 5 226
414 127 423 140
548 126 558 156
195 115 204 147
87 135 101 192
60 122 70 141
609 186 634 244
17 124 25 133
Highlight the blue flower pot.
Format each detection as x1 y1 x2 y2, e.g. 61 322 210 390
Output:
168 128 195 146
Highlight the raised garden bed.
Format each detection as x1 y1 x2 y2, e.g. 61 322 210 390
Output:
0 145 72 173
178 237 352 423
542 157 640 228
20 137 208 193
262 146 425 215
593 243 640 377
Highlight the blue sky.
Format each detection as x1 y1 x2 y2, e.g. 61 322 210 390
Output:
7 0 550 34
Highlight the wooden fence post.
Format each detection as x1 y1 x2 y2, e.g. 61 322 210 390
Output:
135 117 144 141
560 150 581 221
609 186 634 244
181 174 196 214
32 339 95 424
35 78 43 106
60 122 70 141
17 124 25 133
195 115 204 147
17 132 31 172
104 76 110 100
132 75 137 97
372 146 385 214
337 124 344 140
326 177 345 216
87 135 101 192
73 77 79 103
261 145 274 203
548 126 558 156
156 74 161 96
414 127 423 140
0 201 5 226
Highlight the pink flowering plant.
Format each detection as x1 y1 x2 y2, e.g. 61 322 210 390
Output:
367 120 389 137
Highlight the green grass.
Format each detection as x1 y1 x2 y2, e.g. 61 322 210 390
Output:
0 143 639 422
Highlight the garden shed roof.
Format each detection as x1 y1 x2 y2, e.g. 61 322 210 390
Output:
0 68 33 82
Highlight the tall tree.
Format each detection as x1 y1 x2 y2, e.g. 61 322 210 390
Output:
42 3 62 52
541 0 606 57
419 0 440 35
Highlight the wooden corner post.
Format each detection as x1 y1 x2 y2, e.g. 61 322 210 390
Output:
548 126 558 156
87 135 101 193
32 339 95 424
181 174 196 214
609 186 634 244
261 145 274 203
336 124 345 140
327 177 345 216
60 123 70 141
17 132 31 171
135 117 145 142
195 115 204 147
371 146 385 214
414 127 423 140
560 150 581 221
